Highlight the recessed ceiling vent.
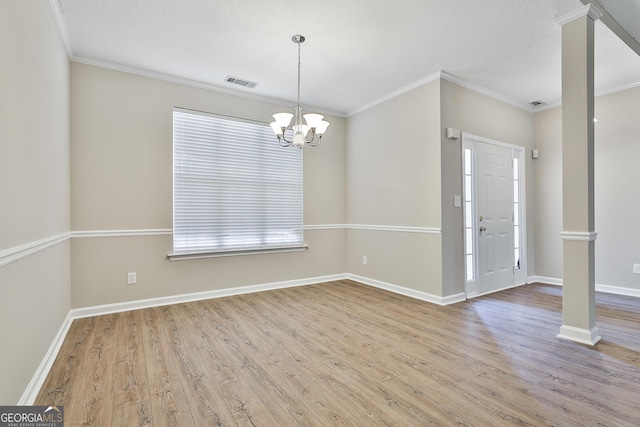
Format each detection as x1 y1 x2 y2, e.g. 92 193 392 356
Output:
224 76 258 89
529 100 546 107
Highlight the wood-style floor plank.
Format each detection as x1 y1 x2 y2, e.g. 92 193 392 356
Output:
160 304 238 426
36 281 640 426
36 316 98 411
114 309 149 409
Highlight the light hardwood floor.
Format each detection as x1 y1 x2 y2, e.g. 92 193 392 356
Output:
36 280 640 426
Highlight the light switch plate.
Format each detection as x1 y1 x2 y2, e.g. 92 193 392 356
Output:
453 196 461 207
633 264 640 275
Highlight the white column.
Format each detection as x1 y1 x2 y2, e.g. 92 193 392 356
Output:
555 4 602 346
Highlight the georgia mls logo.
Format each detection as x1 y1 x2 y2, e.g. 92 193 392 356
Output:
44 406 63 418
0 405 64 427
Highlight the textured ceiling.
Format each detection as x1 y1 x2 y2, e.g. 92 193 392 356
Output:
53 0 640 115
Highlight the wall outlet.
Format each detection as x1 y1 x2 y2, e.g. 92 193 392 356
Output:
362 256 367 265
127 272 137 285
633 264 640 275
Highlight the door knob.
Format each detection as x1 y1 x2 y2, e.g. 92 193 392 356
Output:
479 226 487 232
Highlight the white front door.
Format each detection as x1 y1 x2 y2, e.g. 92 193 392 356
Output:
476 141 514 295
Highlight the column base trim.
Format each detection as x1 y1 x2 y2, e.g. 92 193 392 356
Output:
557 325 601 345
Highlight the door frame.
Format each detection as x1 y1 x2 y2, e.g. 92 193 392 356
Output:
461 133 528 298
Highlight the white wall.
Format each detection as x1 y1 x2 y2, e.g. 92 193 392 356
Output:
70 63 347 308
0 0 71 403
535 86 640 292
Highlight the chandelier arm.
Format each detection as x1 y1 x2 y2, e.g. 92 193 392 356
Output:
304 129 317 144
278 136 292 147
307 137 322 147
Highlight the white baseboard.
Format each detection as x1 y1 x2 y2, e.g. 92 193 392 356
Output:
18 311 74 405
528 275 563 286
346 273 466 306
528 275 640 297
72 273 349 319
557 325 601 346
594 284 640 298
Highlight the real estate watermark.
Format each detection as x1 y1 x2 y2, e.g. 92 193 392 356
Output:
0 406 63 427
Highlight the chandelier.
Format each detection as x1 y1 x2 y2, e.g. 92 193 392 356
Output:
270 35 330 148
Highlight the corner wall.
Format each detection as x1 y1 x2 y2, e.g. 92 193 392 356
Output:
0 1 71 404
345 78 536 300
346 80 443 296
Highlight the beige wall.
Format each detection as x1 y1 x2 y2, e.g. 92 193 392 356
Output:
346 80 443 295
346 78 535 298
533 108 563 279
535 86 640 291
70 63 347 308
440 80 536 296
0 1 71 403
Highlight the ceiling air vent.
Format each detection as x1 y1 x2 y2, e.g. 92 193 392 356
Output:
224 76 258 89
529 100 546 107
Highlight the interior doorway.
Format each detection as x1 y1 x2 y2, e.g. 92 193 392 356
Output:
462 134 527 298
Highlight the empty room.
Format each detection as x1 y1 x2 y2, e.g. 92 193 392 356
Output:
2 0 640 425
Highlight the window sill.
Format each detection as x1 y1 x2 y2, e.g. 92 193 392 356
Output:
168 245 308 261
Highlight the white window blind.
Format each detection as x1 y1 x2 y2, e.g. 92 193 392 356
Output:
172 108 303 255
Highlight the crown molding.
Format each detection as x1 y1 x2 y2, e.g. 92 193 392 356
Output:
348 70 537 117
45 0 347 120
555 3 603 26
47 1 637 120
71 56 347 119
596 80 640 98
439 71 536 113
346 71 443 117
524 80 640 113
48 0 72 57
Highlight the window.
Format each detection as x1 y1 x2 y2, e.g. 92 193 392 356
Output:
463 147 475 281
513 156 520 270
172 108 304 257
